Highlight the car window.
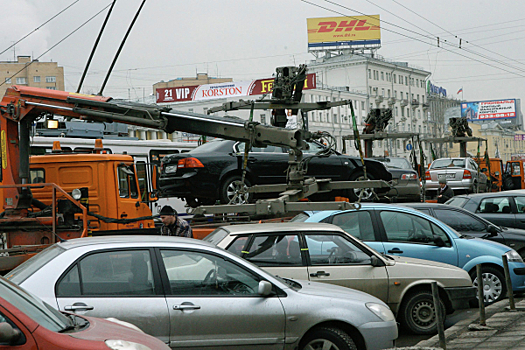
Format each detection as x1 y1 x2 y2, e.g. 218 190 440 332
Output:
434 209 486 232
478 197 511 214
226 236 250 256
203 228 230 245
380 211 451 246
237 143 282 153
416 208 431 215
57 250 155 297
330 211 375 241
304 233 372 266
243 234 302 267
159 250 261 296
514 197 525 213
289 212 311 222
431 159 465 169
446 197 469 207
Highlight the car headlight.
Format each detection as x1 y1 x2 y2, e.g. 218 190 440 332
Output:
105 340 152 350
164 165 178 174
505 250 523 263
366 303 396 322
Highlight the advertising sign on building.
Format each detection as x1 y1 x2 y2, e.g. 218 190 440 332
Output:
156 73 317 103
306 15 381 50
461 99 516 121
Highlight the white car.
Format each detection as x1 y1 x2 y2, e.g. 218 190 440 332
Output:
425 157 488 195
6 236 397 350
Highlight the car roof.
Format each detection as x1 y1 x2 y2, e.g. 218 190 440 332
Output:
218 222 343 236
454 190 525 199
54 235 216 250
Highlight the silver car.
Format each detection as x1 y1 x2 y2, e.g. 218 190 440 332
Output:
6 236 397 350
425 157 488 195
205 223 476 335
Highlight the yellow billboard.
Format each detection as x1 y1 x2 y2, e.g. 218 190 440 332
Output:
307 15 381 49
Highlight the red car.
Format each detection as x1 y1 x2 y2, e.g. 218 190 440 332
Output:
0 276 169 350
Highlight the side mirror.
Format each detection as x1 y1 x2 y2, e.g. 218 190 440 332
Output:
433 235 446 247
0 323 21 345
258 281 273 296
370 255 385 267
487 225 498 236
482 168 488 172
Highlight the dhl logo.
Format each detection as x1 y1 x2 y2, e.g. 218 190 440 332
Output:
308 20 380 34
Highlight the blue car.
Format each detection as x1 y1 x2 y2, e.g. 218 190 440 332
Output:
293 203 525 303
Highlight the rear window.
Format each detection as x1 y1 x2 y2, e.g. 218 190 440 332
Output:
203 228 230 245
6 244 66 284
290 212 311 222
431 159 465 169
446 197 469 207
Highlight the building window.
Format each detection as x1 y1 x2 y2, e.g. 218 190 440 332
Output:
46 86 56 90
333 114 337 124
203 107 208 114
387 89 391 97
33 76 40 83
260 114 266 124
361 101 365 110
5 77 11 84
405 76 408 85
401 108 405 117
378 140 382 148
393 74 397 83
396 140 400 149
395 107 398 116
381 72 384 80
16 77 27 84
188 108 193 113
368 69 371 79
45 76 56 83
381 88 385 96
416 79 419 87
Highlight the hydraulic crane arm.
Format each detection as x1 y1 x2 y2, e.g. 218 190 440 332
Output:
0 85 310 211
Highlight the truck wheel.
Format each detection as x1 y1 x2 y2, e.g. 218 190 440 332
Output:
347 171 376 202
399 291 445 335
300 327 357 350
503 175 515 191
470 266 506 304
219 175 253 205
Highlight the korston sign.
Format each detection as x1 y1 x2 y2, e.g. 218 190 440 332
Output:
156 73 316 103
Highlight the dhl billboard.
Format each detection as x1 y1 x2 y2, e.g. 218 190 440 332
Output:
307 15 381 50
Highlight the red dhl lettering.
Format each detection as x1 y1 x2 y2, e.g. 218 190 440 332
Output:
315 20 378 33
201 87 242 97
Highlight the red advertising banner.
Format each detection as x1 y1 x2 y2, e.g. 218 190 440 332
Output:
156 73 316 103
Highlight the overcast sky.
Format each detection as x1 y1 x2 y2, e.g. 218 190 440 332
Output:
3 0 525 105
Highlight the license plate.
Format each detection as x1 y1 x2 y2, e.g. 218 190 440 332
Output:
446 173 455 179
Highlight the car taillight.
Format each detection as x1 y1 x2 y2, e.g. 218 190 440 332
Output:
178 157 204 169
463 169 472 179
401 173 418 180
425 171 430 180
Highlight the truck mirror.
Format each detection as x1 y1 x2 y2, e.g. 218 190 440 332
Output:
149 191 158 201
482 168 488 172
151 165 159 191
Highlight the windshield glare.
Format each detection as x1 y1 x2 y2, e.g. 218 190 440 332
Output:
381 158 411 169
0 278 70 332
7 244 66 284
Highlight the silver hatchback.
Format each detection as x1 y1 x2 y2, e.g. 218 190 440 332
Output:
6 236 397 350
425 157 488 195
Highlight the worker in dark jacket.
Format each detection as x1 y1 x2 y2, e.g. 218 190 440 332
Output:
437 177 454 203
159 205 193 238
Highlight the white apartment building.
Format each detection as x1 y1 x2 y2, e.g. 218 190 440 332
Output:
132 53 431 158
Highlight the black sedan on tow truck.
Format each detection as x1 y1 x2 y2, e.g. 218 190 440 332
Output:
159 139 392 207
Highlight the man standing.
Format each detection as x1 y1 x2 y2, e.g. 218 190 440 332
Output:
437 177 454 204
159 205 193 238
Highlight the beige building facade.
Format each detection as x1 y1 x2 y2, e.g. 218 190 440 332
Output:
0 56 65 96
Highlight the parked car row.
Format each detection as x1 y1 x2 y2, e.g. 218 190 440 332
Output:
5 236 398 350
293 203 525 305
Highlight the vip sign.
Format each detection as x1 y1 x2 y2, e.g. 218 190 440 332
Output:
307 15 381 49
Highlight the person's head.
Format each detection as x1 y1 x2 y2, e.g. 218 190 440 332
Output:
439 177 447 188
160 205 177 225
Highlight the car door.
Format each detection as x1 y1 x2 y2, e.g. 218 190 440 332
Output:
157 248 285 350
377 210 459 266
303 231 389 303
226 233 309 281
236 144 289 185
55 249 170 344
476 196 517 228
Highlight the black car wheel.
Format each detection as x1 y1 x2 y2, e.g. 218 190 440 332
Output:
220 175 253 205
470 266 506 304
300 327 357 350
347 171 376 202
399 291 445 335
